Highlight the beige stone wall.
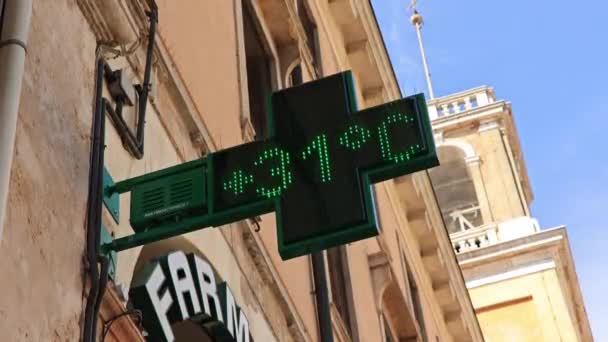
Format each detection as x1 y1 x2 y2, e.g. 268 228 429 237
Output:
468 269 579 341
477 296 544 341
155 0 243 149
465 129 526 222
441 125 528 225
0 0 96 340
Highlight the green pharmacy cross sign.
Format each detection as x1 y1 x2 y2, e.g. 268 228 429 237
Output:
102 71 438 260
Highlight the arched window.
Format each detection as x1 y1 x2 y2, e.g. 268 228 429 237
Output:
429 146 482 234
327 246 357 338
287 63 303 87
296 0 321 75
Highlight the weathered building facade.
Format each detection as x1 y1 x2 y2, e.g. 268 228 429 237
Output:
0 1 483 341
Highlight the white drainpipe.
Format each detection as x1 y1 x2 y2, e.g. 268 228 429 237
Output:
0 0 33 240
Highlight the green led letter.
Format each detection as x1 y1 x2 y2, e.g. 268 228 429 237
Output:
339 125 372 150
377 113 420 163
254 147 293 199
301 134 332 183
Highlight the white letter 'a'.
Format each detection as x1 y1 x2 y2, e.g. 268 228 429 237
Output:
146 264 175 342
168 251 201 320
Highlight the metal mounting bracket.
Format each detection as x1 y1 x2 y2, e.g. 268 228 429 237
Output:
100 223 117 280
103 166 120 224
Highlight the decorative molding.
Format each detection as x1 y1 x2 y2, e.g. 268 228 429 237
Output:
478 119 501 133
241 117 257 143
354 0 401 99
465 260 556 289
242 228 275 284
234 0 250 139
383 175 484 341
431 101 507 130
465 155 481 164
77 0 128 44
427 85 495 107
368 250 390 269
240 224 310 342
77 0 217 155
331 304 354 342
282 52 301 86
437 138 477 159
326 0 401 108
254 0 319 82
100 282 145 341
406 173 486 341
374 233 394 264
433 131 444 144
457 228 566 266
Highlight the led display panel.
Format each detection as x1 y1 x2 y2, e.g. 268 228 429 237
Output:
212 71 438 259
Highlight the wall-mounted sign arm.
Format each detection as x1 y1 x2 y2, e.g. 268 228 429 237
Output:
105 158 207 195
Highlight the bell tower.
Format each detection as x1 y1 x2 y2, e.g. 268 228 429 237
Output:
404 4 593 340
406 1 537 249
426 87 537 251
423 88 593 341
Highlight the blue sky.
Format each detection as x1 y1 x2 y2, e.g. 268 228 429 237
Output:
371 0 607 339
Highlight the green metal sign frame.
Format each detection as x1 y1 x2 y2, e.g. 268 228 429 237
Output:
101 71 437 260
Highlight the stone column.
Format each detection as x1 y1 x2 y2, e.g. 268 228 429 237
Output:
465 156 493 224
464 97 472 109
441 103 450 115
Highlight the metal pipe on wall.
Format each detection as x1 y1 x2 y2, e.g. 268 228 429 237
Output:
0 0 33 240
312 252 334 342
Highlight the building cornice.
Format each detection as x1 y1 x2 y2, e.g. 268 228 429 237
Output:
428 85 495 107
356 0 401 99
457 226 564 266
431 101 507 130
387 173 485 341
326 0 400 107
465 259 556 289
457 227 593 341
322 3 485 338
331 4 485 335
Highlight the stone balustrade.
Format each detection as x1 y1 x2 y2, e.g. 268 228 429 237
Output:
446 205 483 233
450 216 540 254
427 86 497 120
451 224 499 254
